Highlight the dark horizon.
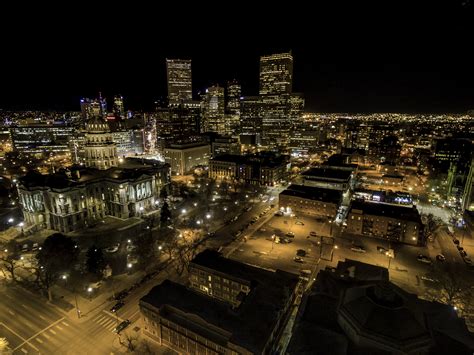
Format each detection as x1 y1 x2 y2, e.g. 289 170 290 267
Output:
0 1 472 114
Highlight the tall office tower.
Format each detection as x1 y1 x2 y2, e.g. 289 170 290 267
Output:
226 79 241 115
289 93 305 123
261 95 292 149
259 52 293 95
201 85 225 134
240 96 264 136
113 95 125 119
166 59 192 106
80 96 107 121
225 80 241 135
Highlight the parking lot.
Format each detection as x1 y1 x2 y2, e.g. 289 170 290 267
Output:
229 213 444 295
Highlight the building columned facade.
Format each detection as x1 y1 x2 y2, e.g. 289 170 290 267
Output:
18 117 170 233
84 117 118 170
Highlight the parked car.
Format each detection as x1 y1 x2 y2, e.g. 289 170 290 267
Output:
377 246 388 254
293 256 304 263
457 245 464 251
113 319 131 333
417 254 432 264
295 221 304 226
463 257 472 265
460 250 468 257
280 238 292 244
309 231 317 237
114 290 129 301
453 239 460 245
105 243 120 253
274 211 283 217
436 254 446 262
296 249 306 257
110 301 125 313
286 232 295 238
351 246 366 253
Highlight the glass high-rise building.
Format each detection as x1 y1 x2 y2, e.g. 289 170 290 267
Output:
113 95 125 119
259 52 293 96
166 59 192 106
201 85 225 134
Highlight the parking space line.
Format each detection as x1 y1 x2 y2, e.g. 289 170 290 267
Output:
39 315 46 320
49 329 57 335
8 310 14 315
62 321 69 327
35 338 43 344
20 348 28 353
56 325 63 330
42 332 51 339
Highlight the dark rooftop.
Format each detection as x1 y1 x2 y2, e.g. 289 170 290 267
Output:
19 159 169 190
302 167 352 181
211 152 288 168
288 260 474 354
141 250 298 354
280 184 342 205
350 200 422 223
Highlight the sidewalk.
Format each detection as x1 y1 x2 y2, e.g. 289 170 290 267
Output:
50 256 171 323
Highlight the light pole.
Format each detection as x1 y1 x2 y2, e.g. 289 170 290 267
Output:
87 287 93 302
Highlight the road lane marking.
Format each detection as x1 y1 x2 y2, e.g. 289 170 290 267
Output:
1 322 39 352
61 321 69 327
14 316 64 351
35 338 43 344
49 329 57 335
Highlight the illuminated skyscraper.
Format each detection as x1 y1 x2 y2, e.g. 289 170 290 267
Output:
166 59 192 106
80 95 107 121
259 52 293 96
113 95 125 119
201 85 225 134
226 79 241 115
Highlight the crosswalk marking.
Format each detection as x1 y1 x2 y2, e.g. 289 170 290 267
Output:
95 315 106 323
62 321 69 327
49 329 57 335
20 348 28 353
98 317 110 325
36 338 43 344
104 320 116 329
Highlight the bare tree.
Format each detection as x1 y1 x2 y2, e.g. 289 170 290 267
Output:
123 333 138 352
426 265 469 313
0 240 21 282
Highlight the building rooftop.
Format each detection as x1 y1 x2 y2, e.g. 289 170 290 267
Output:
167 141 210 149
302 167 352 181
211 152 288 168
19 160 169 191
288 260 474 354
141 256 298 354
280 184 342 205
350 200 422 223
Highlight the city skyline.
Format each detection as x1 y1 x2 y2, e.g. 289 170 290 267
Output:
0 1 472 113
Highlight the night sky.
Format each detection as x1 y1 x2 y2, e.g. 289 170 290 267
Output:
0 1 472 113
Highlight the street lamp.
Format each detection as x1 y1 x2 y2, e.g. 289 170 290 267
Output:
206 213 211 219
8 218 14 223
87 287 93 301
181 209 187 214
